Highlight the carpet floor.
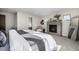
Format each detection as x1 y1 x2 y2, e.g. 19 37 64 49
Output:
48 33 79 51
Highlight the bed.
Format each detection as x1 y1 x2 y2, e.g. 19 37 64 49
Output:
9 29 58 51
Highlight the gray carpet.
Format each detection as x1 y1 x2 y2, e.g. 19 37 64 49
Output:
48 33 79 51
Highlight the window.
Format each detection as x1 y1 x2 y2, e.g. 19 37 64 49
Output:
63 15 71 21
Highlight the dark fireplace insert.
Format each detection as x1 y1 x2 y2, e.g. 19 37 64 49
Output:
49 25 57 33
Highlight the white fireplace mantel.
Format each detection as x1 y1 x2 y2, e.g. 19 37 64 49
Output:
47 20 62 35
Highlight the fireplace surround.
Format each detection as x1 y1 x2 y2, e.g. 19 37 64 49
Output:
47 20 62 35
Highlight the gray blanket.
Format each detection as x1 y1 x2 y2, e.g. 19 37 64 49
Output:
24 37 45 51
17 30 45 51
17 30 28 35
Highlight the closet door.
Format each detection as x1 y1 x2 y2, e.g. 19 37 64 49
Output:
62 15 71 37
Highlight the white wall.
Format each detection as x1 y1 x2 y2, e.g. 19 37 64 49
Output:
14 13 17 28
17 12 42 30
0 11 42 32
32 16 42 30
0 12 16 33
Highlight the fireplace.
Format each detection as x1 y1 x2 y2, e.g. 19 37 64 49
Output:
49 25 57 33
47 20 62 35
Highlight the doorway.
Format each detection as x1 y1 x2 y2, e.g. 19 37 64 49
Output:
0 14 6 33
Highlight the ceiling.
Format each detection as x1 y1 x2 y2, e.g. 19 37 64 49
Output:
0 8 79 17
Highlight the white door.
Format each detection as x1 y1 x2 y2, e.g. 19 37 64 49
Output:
62 15 71 37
